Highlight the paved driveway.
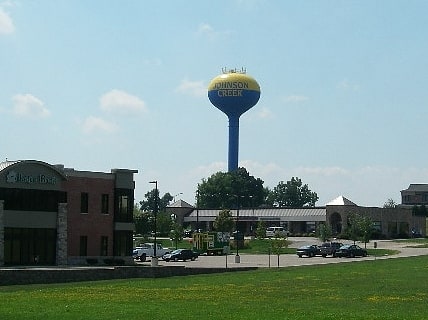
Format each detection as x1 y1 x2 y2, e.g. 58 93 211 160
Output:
143 237 428 269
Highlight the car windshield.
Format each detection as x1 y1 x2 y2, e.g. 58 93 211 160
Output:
171 249 182 254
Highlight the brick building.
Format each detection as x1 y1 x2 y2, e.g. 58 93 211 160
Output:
0 160 137 266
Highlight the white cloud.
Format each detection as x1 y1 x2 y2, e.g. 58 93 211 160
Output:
99 89 146 115
196 23 232 40
0 7 14 35
175 78 206 97
197 23 215 37
257 107 273 119
81 116 118 134
11 94 50 118
337 79 360 91
284 95 309 103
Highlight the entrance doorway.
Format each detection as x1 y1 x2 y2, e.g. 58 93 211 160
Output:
4 228 56 265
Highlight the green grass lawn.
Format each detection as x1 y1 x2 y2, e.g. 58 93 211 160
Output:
1 256 428 319
395 237 428 248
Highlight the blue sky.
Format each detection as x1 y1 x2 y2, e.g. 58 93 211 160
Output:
1 1 428 207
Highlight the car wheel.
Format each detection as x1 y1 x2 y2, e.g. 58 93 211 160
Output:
363 252 367 257
191 257 195 261
322 254 327 258
174 257 178 262
140 254 146 262
298 255 302 258
350 252 355 258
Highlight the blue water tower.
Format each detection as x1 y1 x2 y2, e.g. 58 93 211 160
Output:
208 68 261 172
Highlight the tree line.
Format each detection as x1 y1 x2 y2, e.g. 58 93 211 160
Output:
134 167 319 236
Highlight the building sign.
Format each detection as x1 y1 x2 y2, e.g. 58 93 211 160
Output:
6 170 57 185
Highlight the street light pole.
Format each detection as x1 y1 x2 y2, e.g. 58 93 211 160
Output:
149 180 158 267
196 189 199 231
235 195 241 263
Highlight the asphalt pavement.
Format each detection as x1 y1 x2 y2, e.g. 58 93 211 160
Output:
140 237 428 269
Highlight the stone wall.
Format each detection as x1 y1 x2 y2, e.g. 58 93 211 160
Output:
0 266 257 286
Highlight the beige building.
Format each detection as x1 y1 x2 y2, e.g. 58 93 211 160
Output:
168 195 426 238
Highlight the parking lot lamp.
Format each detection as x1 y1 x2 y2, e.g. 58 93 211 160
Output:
149 180 158 267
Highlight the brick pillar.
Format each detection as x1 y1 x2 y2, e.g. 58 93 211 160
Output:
56 203 68 266
0 200 4 266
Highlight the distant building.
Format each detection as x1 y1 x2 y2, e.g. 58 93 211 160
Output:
0 160 137 266
168 195 426 238
401 184 428 206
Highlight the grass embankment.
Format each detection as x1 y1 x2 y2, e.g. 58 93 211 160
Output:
1 256 428 319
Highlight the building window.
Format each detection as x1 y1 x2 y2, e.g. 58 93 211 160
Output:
100 236 108 256
79 236 88 256
373 221 381 231
81 192 89 213
101 194 109 214
119 195 128 215
114 189 134 222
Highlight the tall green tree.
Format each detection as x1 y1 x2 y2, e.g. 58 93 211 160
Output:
197 167 267 209
267 177 318 207
213 209 235 232
139 189 173 212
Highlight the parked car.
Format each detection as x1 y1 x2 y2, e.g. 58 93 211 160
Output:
319 242 343 257
296 245 320 258
163 249 199 262
335 244 368 258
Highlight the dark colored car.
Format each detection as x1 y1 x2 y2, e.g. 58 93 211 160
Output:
319 242 343 257
335 244 368 258
296 245 320 258
163 249 199 262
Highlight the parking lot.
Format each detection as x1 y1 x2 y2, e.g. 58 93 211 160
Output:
136 237 428 269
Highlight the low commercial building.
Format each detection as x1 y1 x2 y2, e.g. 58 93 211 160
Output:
0 160 137 266
170 195 426 238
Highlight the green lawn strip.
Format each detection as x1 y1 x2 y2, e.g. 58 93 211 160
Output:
394 237 428 248
1 256 427 319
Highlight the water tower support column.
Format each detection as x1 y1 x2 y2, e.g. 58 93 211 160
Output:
228 115 240 172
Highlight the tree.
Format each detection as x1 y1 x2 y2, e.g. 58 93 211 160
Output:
169 223 184 249
138 189 174 236
383 199 397 208
358 215 374 248
139 189 173 213
317 223 332 242
255 221 267 239
213 209 235 232
346 213 374 248
267 177 318 207
133 204 151 236
270 235 289 268
197 167 267 209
